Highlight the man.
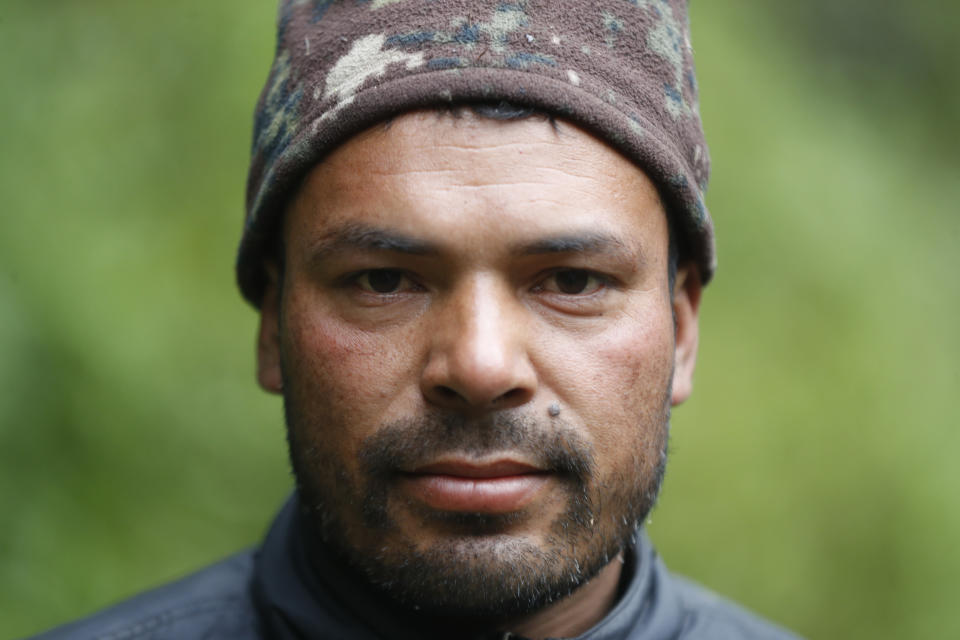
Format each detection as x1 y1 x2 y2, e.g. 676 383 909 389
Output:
36 1 798 638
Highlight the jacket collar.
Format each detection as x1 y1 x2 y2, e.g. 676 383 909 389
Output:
253 495 685 640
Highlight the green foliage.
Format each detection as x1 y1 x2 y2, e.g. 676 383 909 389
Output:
1 1 957 638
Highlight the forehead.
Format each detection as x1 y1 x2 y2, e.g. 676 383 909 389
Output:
284 110 668 254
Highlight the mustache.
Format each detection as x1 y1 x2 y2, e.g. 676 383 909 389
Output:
357 411 596 483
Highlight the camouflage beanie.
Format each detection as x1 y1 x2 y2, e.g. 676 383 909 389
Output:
238 0 713 306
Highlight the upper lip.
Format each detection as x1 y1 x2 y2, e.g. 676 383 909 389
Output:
407 459 545 478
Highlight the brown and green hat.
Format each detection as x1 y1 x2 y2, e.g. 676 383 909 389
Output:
238 0 714 306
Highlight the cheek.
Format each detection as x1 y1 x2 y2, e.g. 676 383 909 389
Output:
542 308 675 452
281 304 423 444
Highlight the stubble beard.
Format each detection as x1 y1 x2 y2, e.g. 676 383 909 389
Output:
283 397 670 619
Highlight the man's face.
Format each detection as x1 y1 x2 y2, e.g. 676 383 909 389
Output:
257 111 700 618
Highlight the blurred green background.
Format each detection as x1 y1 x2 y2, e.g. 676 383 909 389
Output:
1 1 957 638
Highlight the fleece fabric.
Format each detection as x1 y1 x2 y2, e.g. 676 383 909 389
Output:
238 0 714 306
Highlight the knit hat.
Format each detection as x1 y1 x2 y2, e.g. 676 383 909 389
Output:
238 0 713 306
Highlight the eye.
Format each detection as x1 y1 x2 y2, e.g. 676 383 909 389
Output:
537 269 607 295
354 269 415 294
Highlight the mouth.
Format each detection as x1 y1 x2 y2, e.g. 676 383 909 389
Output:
398 458 552 513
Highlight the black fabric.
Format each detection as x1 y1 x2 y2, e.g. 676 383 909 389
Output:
32 495 800 639
30 551 262 640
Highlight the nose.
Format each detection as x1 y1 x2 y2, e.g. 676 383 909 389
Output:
420 275 537 412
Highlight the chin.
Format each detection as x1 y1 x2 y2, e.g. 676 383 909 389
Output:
337 522 625 618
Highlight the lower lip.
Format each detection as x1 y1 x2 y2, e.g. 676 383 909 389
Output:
400 473 550 513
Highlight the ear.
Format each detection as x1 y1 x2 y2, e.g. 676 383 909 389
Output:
670 263 702 406
257 262 284 394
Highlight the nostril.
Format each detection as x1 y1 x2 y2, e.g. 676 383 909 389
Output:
494 388 527 405
436 386 462 401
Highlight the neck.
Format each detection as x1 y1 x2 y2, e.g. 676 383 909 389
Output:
390 555 627 640
498 555 626 640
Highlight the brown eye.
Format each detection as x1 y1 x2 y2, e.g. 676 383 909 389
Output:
539 269 606 295
554 270 590 294
358 269 405 293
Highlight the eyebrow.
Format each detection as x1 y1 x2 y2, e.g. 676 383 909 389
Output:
307 223 440 257
511 232 631 257
307 224 636 262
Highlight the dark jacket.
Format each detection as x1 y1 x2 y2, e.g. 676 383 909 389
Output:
32 497 800 639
